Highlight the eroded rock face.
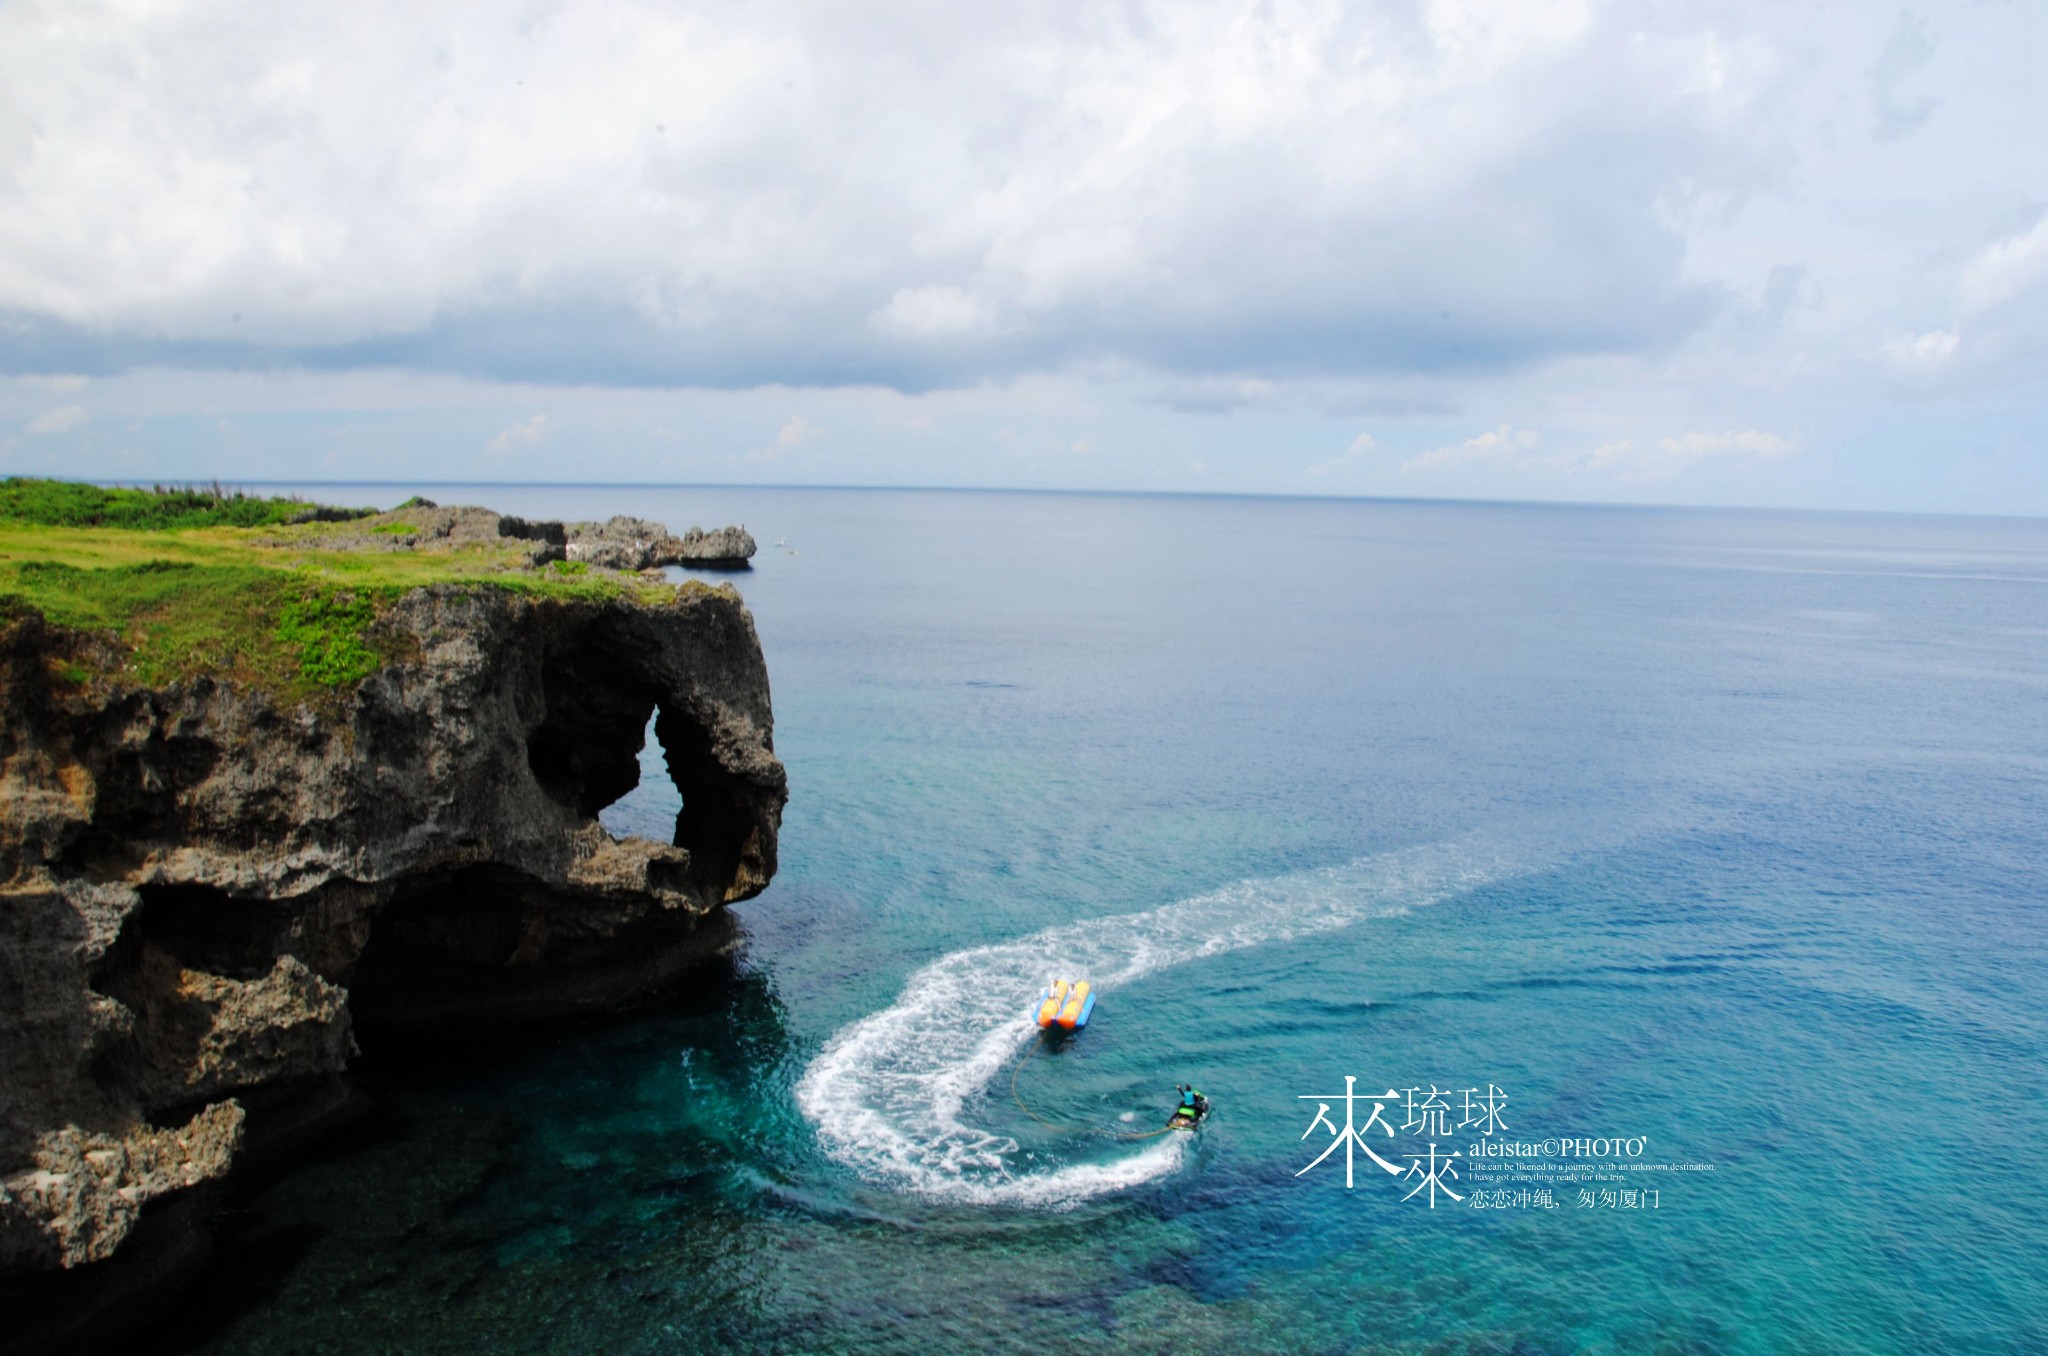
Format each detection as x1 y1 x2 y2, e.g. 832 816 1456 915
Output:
0 582 785 1287
566 516 757 571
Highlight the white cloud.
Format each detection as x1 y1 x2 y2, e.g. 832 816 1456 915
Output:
1886 328 1959 370
1876 213 2048 381
1401 424 1540 473
1574 430 1795 481
24 403 89 434
485 412 549 453
749 414 820 461
1307 431 1377 478
869 286 995 339
1956 215 2048 316
0 1 2038 513
15 373 89 392
0 0 1814 387
1397 424 1794 483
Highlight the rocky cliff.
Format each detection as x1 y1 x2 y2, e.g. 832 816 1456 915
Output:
0 572 785 1346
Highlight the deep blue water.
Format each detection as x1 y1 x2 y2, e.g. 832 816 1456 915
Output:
172 488 2047 1354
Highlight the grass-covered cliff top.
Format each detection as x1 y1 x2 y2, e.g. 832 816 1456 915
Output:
0 478 692 702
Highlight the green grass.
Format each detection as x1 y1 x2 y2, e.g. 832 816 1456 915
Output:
369 521 419 535
274 588 384 687
0 477 371 530
0 480 691 704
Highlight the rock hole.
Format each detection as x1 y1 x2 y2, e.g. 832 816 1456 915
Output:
589 703 754 897
597 709 683 841
525 651 657 820
654 705 752 894
523 640 758 898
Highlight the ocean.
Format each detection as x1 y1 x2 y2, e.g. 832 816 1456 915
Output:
165 487 2048 1354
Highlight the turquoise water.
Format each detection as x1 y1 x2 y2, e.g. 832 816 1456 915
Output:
172 489 2047 1353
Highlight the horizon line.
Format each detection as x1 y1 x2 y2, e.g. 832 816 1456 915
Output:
7 470 2039 525
60 476 2045 525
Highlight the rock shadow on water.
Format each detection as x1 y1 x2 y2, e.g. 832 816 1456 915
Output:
152 949 798 1355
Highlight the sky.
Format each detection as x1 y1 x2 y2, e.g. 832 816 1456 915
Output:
1 0 2045 514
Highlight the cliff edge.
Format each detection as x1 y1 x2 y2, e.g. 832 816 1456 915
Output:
0 483 786 1346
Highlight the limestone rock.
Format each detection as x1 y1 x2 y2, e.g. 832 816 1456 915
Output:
0 578 785 1291
566 517 757 571
0 1103 243 1269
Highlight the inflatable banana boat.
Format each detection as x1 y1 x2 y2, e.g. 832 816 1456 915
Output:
1032 978 1095 1030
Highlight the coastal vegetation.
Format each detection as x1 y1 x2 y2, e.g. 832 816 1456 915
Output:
0 478 688 702
0 476 347 531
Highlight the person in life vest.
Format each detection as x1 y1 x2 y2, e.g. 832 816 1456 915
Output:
1174 1084 1209 1121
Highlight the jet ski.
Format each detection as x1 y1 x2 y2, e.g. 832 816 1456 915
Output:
1032 978 1095 1029
1168 1086 1210 1131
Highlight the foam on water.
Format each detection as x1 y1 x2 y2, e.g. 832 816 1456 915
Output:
796 839 1511 1205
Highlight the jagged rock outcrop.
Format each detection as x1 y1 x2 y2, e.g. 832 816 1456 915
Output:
0 578 785 1334
265 503 567 564
567 516 756 571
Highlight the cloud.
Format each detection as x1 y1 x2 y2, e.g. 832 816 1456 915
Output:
1760 264 1806 324
1957 215 2048 316
485 412 549 453
15 373 88 392
0 0 1775 390
1886 328 1958 371
1883 212 2048 377
1869 12 1938 142
869 286 995 339
1401 424 1540 473
1146 374 1282 414
1397 424 1795 483
1574 430 1795 481
749 414 821 461
1307 431 1378 479
0 0 2034 520
24 403 89 434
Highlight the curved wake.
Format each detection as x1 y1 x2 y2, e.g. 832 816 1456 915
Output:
795 838 1514 1206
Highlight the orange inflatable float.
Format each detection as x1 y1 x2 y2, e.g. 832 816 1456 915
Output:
1032 978 1095 1029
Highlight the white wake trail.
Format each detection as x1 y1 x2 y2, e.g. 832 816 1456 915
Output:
795 838 1513 1206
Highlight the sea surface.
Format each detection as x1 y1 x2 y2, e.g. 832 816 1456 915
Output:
167 488 2047 1354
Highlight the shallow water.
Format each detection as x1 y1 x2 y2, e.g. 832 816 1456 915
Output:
173 488 2048 1353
